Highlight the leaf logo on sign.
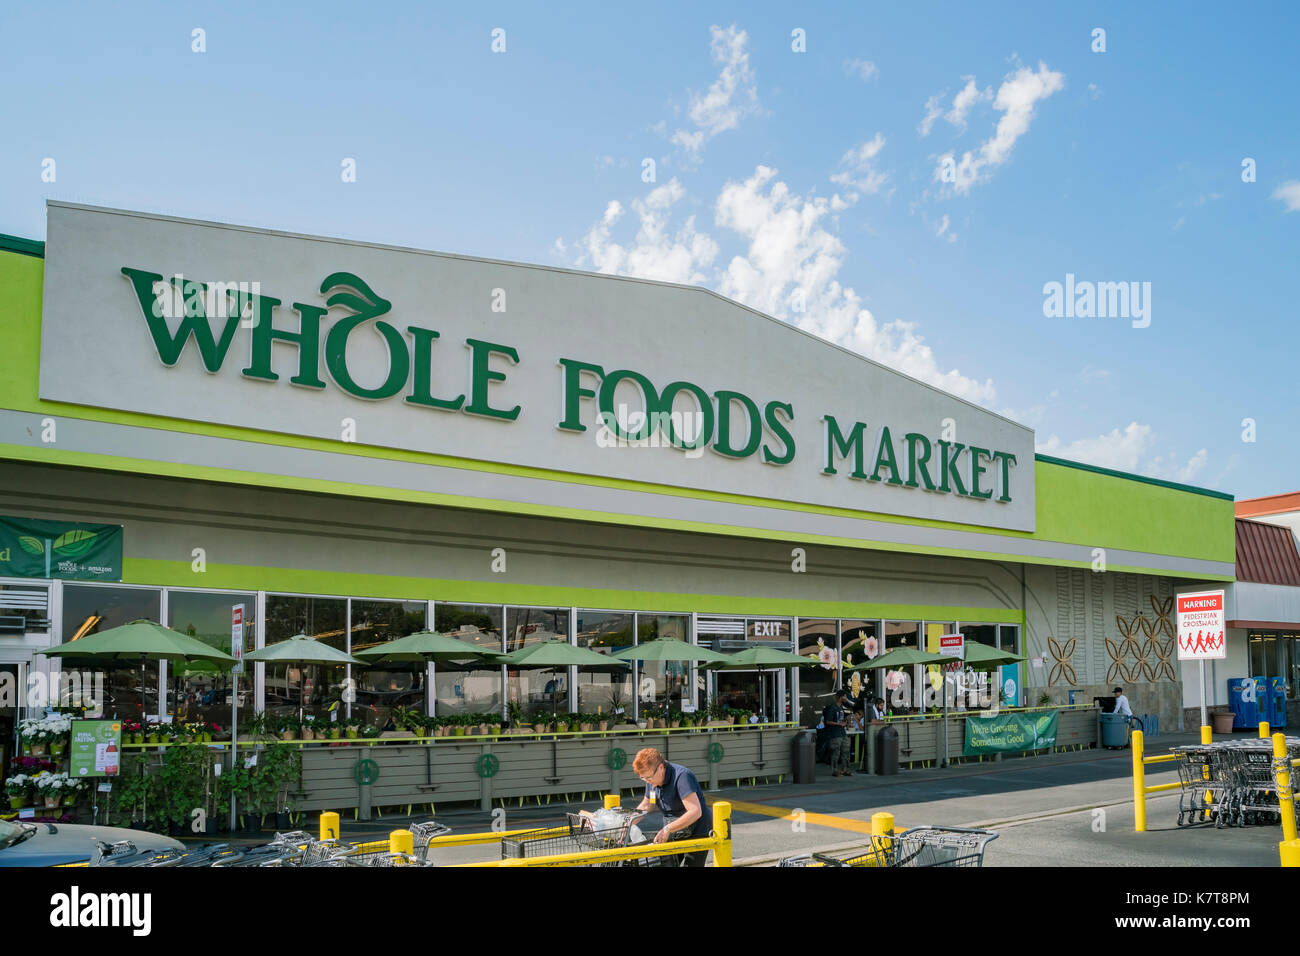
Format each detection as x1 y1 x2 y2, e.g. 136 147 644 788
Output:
52 530 99 558
17 535 44 556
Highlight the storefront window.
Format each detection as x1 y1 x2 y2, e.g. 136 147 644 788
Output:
576 611 633 715
350 599 426 728
0 583 50 632
506 606 570 717
961 624 998 649
61 584 161 720
166 590 255 732
636 614 690 716
263 595 347 723
434 604 503 717
798 619 838 726
840 620 880 707
999 625 1021 655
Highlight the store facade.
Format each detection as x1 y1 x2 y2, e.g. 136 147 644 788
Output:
0 203 1236 756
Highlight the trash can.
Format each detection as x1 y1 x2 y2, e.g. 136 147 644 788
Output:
1099 712 1129 749
874 724 899 775
792 729 816 784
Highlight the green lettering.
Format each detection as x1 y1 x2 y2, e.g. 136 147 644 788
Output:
937 440 968 496
122 267 243 372
597 369 658 440
320 273 407 399
761 401 795 465
242 300 326 388
712 390 762 459
465 338 521 421
991 451 1017 502
969 446 994 500
869 426 904 485
823 416 868 479
659 380 715 449
405 326 464 411
904 433 937 490
558 358 604 432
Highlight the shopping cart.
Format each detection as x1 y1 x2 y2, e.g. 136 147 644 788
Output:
778 826 998 868
501 808 651 865
1171 745 1228 827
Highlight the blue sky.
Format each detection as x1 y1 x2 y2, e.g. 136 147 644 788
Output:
2 2 1297 499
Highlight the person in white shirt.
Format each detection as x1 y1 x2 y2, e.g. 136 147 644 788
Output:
1113 687 1133 717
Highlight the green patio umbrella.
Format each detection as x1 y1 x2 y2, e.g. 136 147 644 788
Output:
243 634 365 723
611 638 730 663
498 640 629 718
701 646 820 723
37 619 237 722
353 630 503 665
846 646 949 671
957 642 1027 668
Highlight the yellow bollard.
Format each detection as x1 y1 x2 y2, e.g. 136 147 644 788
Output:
1260 722 1271 739
603 793 621 810
1274 733 1297 845
712 801 732 868
389 829 414 856
1281 840 1300 868
1132 730 1146 833
1201 725 1212 745
319 811 340 842
871 810 895 861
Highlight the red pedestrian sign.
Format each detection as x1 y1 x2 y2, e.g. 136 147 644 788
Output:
1176 590 1226 660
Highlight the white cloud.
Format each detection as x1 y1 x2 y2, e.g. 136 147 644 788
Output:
935 214 956 243
918 93 945 137
715 167 995 404
1272 180 1300 212
670 24 759 157
1037 422 1152 472
1037 423 1208 483
934 61 1065 195
945 76 992 131
844 57 879 81
573 181 719 285
1077 366 1109 384
830 133 889 196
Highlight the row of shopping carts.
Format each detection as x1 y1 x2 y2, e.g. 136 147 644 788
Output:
1172 738 1300 829
87 821 454 867
777 825 999 867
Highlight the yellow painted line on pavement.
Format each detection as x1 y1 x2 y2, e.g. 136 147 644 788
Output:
708 796 876 835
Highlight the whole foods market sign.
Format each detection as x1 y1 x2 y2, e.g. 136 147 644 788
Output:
39 204 1037 531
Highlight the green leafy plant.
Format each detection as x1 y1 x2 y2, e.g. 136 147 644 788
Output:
506 700 524 729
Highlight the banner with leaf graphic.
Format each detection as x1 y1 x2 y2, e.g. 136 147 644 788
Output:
0 517 122 581
963 710 1058 756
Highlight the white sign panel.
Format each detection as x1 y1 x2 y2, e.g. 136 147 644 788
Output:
39 204 1037 533
1176 589 1226 660
231 603 245 675
938 633 965 661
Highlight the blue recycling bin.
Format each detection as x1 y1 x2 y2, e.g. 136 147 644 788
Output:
1271 677 1288 729
1228 678 1259 730
1260 676 1287 729
1099 712 1129 748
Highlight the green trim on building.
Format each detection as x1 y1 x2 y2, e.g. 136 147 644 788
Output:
0 234 44 259
1034 452 1233 502
0 443 1235 581
123 557 1028 623
0 246 1237 573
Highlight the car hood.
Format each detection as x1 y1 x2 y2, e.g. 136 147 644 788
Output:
0 823 184 867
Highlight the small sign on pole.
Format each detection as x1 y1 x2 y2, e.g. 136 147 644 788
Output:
1176 591 1226 660
1177 589 1226 731
939 633 965 670
231 604 245 675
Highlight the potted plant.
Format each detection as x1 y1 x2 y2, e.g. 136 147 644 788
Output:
145 721 162 745
279 716 299 741
19 718 47 756
342 717 360 740
506 700 524 731
1210 706 1235 735
5 773 32 809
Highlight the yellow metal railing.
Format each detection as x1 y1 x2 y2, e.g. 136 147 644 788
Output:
1131 727 1198 833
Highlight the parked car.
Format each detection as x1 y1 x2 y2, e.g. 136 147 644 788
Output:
0 818 183 867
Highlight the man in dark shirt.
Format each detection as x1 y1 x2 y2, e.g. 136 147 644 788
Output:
824 689 851 777
632 747 713 867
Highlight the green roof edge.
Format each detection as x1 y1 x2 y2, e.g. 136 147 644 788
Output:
0 233 45 258
1035 452 1234 501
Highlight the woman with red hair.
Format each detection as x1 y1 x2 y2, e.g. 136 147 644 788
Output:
631 747 713 867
